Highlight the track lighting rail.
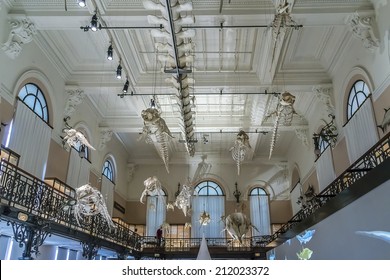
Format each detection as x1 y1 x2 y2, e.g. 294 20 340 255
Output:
80 24 302 32
117 90 280 98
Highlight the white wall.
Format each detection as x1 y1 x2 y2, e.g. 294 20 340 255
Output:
270 179 390 260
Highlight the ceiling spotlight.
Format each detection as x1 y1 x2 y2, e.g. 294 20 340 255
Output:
116 64 122 79
123 79 129 93
77 0 86 7
90 14 98 32
107 44 113 61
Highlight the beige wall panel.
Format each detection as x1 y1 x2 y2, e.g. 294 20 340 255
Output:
45 139 69 182
269 200 292 223
332 137 350 177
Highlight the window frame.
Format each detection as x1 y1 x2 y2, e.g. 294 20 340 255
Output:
347 80 370 121
194 180 224 196
18 83 49 123
102 159 114 183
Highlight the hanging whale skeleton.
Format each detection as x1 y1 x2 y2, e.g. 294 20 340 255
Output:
139 176 166 208
221 212 259 244
73 183 115 229
138 108 173 173
143 0 197 157
229 130 252 175
266 91 297 159
174 183 193 216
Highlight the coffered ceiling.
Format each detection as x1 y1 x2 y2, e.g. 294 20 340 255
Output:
3 0 374 165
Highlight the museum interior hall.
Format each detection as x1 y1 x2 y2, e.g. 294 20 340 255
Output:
0 0 389 260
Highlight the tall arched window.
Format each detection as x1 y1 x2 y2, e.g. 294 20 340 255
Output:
191 180 225 239
344 79 378 163
102 160 114 182
249 187 271 236
347 80 370 120
146 189 167 237
18 83 49 122
6 82 52 179
101 158 116 216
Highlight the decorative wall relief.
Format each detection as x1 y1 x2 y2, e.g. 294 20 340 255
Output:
347 12 379 52
2 18 37 59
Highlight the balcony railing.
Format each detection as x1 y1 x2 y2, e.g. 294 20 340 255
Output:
268 130 390 244
0 160 140 258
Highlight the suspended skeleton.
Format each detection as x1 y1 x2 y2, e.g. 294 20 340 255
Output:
267 92 297 159
73 184 115 229
270 0 297 66
222 212 258 244
143 0 197 157
138 108 173 173
63 128 95 151
174 183 193 216
140 176 165 207
229 130 251 175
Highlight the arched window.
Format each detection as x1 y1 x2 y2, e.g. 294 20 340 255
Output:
317 134 329 154
6 82 52 179
102 160 114 182
101 158 116 217
347 80 370 120
344 79 378 163
18 83 49 123
249 187 271 236
192 180 225 239
194 180 223 195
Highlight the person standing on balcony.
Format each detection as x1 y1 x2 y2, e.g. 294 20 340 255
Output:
156 226 163 247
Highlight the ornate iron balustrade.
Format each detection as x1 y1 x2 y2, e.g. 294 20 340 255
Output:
139 235 270 252
268 131 390 244
0 160 140 257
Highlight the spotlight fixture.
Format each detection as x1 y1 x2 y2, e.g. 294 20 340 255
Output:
116 63 122 79
107 44 113 61
90 14 98 32
77 0 86 7
17 212 29 222
123 79 129 93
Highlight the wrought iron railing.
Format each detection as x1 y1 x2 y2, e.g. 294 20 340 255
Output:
140 235 271 252
268 130 390 243
1 130 388 257
0 160 139 254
